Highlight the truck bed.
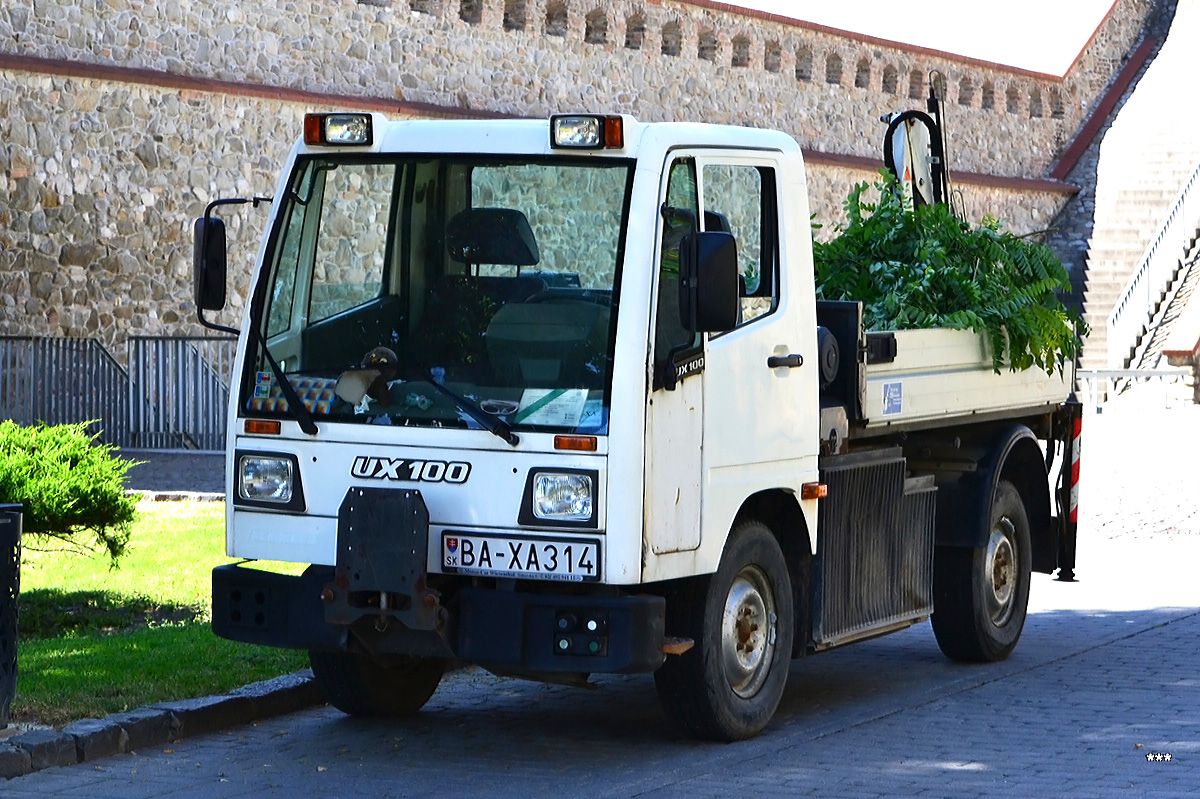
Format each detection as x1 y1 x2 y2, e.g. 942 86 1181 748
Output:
857 328 1071 435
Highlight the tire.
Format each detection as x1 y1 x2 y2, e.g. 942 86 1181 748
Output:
654 520 794 741
931 479 1032 662
309 649 445 717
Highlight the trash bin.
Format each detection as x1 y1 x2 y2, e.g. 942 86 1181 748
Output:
0 504 20 729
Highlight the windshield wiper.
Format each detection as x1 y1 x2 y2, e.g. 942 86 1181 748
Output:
411 377 519 447
250 326 318 436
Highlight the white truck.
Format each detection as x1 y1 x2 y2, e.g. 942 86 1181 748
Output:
196 112 1082 741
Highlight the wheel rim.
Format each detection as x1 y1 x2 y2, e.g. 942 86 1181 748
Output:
720 565 777 699
985 518 1018 626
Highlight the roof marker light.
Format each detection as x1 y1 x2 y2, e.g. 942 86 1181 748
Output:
304 113 373 146
551 115 623 149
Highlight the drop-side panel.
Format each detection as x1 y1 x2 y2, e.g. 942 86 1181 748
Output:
861 328 1070 432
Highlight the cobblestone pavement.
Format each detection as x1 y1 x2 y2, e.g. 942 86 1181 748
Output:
123 451 225 496
7 398 1200 797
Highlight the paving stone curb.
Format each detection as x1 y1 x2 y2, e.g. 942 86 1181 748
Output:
131 490 224 502
0 742 31 778
0 670 321 780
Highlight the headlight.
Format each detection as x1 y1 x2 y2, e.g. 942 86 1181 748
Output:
239 455 294 503
533 472 593 522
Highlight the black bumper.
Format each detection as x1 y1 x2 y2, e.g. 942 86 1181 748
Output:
212 562 666 674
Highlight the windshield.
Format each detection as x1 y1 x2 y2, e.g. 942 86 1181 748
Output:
241 154 633 435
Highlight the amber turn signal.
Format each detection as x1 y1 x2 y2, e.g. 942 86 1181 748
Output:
801 482 827 500
554 435 598 452
244 419 281 435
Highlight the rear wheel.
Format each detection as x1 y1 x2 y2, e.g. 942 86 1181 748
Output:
309 649 445 717
932 479 1031 662
654 520 794 741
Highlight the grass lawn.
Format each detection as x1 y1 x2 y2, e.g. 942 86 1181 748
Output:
13 500 308 728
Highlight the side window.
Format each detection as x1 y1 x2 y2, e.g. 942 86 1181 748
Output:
308 163 394 323
654 159 701 386
265 196 304 338
701 163 778 325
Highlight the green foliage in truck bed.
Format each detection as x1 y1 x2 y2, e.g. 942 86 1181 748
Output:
813 172 1086 374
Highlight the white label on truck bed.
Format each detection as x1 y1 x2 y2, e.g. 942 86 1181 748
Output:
882 382 903 416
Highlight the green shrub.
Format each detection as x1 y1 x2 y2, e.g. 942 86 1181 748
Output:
0 420 138 563
813 171 1087 374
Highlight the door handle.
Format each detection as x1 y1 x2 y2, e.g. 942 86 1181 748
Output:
767 353 803 369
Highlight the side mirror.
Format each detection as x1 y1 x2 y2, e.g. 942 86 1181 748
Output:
882 109 946 208
679 231 739 333
193 216 228 312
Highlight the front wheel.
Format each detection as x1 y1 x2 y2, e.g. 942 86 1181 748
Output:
654 520 794 741
309 649 445 717
931 479 1032 662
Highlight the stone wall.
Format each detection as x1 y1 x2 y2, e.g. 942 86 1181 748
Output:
0 74 387 343
0 0 1156 352
0 0 1154 170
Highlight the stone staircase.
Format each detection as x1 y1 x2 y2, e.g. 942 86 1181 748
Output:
1080 140 1200 370
1077 1 1200 371
1134 242 1200 371
1099 243 1200 406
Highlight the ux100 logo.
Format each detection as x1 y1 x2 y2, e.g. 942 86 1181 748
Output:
350 456 471 484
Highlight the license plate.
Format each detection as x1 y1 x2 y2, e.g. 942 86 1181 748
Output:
441 532 601 582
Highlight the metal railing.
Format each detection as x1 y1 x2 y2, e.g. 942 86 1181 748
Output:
0 336 132 446
128 336 237 452
1106 159 1200 368
0 335 237 451
1076 367 1190 411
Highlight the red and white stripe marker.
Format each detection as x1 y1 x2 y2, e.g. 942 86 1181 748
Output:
1069 414 1082 527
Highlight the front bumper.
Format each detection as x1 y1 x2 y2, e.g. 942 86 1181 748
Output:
212 562 666 674
213 484 664 674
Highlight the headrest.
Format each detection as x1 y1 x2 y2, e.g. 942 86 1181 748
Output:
445 207 540 266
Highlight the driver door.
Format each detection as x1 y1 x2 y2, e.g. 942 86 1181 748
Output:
645 157 704 554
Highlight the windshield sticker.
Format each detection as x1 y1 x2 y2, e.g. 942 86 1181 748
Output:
578 399 605 430
253 372 273 399
515 388 587 427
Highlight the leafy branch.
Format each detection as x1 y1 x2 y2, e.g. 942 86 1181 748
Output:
813 171 1087 374
0 420 138 564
